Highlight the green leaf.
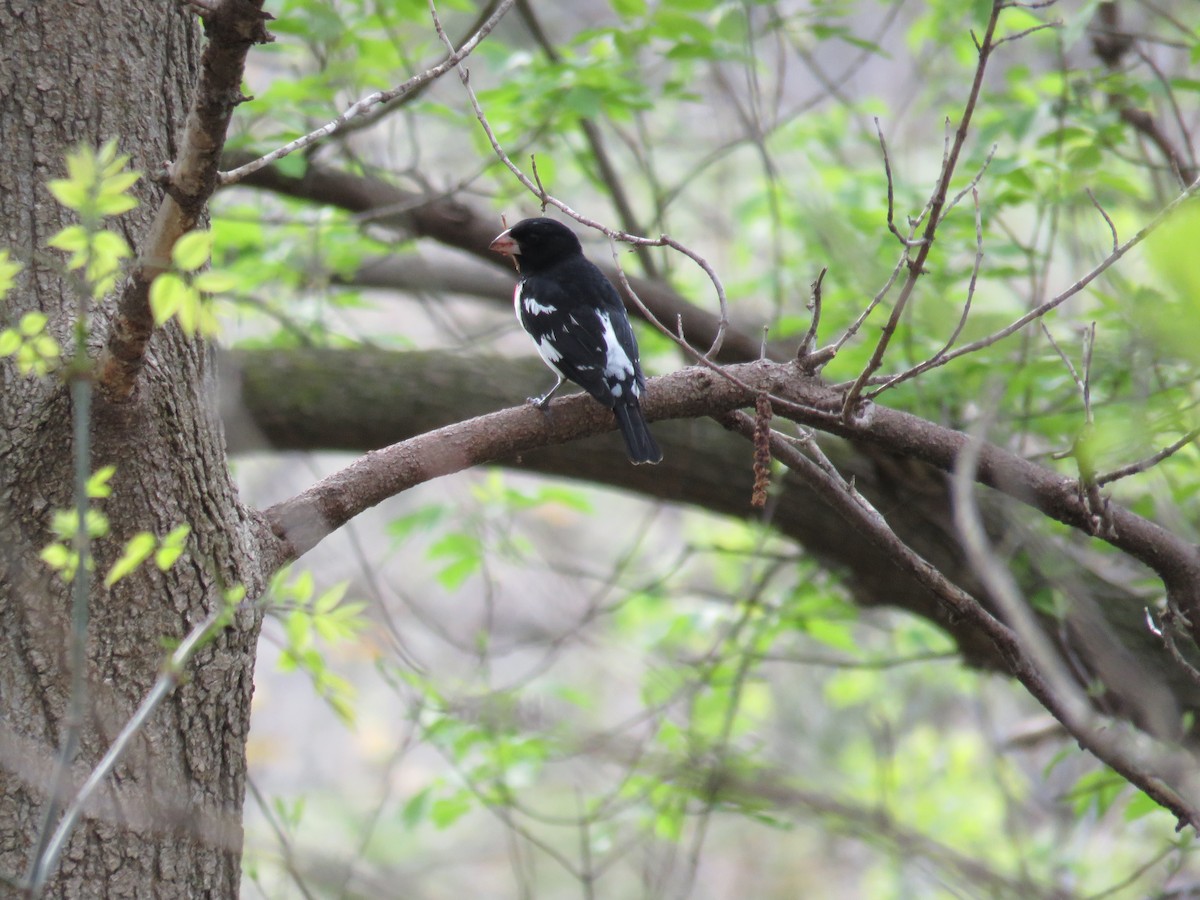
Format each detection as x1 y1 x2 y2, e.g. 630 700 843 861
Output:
104 532 157 587
47 178 88 211
428 532 482 590
86 465 116 499
40 542 72 570
176 290 201 335
285 609 313 652
47 224 89 254
0 250 23 296
612 0 646 17
172 231 213 272
96 192 138 216
386 505 446 545
192 270 237 294
0 329 21 356
18 312 47 336
154 541 187 571
430 792 473 829
313 581 349 615
401 787 432 829
150 273 188 325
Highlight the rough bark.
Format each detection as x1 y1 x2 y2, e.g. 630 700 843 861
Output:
0 2 272 894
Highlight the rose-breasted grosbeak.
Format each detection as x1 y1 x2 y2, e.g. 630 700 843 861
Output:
490 217 662 465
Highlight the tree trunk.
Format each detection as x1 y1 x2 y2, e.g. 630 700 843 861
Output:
0 1 268 893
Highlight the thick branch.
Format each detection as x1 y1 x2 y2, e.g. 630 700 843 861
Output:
241 349 1200 644
259 360 772 564
98 0 272 399
222 156 780 363
228 347 1200 721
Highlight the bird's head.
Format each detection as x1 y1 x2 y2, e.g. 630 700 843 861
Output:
489 217 583 273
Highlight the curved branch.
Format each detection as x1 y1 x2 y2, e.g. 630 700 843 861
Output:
98 0 272 399
222 155 780 363
240 349 1200 649
228 347 1200 728
218 0 517 186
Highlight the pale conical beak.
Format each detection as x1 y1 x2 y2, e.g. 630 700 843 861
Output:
489 231 518 256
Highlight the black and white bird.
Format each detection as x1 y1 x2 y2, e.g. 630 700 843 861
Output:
489 217 662 465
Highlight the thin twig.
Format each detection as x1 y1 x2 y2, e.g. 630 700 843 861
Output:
1086 188 1119 254
219 0 516 186
867 186 985 401
247 778 319 900
28 601 236 893
1156 607 1200 690
993 20 1061 48
431 0 730 358
939 144 997 223
876 119 925 248
1096 427 1200 486
797 266 827 362
841 1 1006 419
871 170 1200 393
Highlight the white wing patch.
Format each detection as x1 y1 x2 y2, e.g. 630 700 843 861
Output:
536 337 564 372
598 311 638 394
523 294 557 316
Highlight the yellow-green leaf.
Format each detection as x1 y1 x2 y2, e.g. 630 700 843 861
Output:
176 291 200 334
40 543 72 570
149 273 188 325
0 329 20 356
172 231 213 272
0 250 22 296
104 532 157 587
86 465 117 498
47 224 89 254
192 270 237 294
154 540 187 570
19 312 47 336
47 179 87 211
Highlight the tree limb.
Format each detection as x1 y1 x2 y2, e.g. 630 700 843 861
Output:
98 0 272 400
223 155 782 363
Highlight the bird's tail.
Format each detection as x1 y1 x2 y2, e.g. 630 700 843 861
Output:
614 401 662 465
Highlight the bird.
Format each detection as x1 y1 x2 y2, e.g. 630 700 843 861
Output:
489 217 662 465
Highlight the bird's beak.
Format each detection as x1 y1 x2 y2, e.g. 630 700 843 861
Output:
489 231 518 256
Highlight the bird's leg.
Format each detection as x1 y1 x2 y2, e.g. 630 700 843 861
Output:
528 375 565 409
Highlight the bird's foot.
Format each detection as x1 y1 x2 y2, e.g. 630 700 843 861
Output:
527 395 553 410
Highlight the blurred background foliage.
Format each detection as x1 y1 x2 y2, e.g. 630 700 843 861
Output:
210 0 1200 896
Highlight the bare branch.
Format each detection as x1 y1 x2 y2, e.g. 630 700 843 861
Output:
953 415 1200 830
430 0 731 359
871 171 1200 392
1086 187 1119 254
797 266 827 363
841 0 1006 418
28 601 237 894
218 0 516 187
1097 427 1200 486
875 119 925 249
98 0 272 399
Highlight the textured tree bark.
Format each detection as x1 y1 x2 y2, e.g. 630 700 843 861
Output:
0 1 272 894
